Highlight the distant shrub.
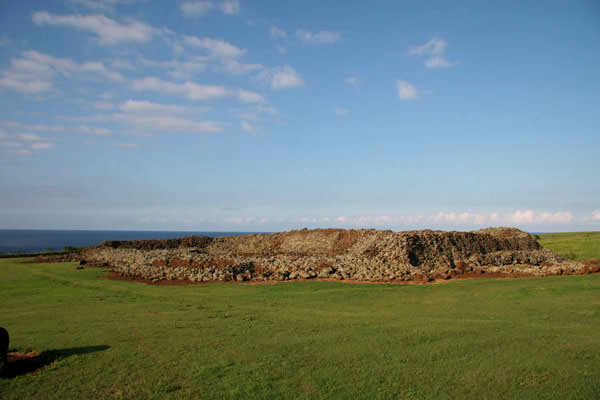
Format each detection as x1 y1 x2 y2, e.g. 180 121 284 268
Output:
63 246 82 252
564 252 578 260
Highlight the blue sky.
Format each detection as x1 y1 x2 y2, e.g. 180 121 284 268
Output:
0 0 599 232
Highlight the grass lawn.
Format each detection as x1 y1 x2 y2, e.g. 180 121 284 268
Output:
1 257 600 399
538 231 600 261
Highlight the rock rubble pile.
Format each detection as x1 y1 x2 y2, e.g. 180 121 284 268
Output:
82 227 599 283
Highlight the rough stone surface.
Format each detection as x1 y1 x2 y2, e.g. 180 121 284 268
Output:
0 327 8 376
81 227 599 283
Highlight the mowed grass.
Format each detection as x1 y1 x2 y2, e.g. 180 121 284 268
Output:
1 259 600 399
538 231 600 261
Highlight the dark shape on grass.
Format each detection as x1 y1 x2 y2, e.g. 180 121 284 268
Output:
0 327 8 376
1 345 110 378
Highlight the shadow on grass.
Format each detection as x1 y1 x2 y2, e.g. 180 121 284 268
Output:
2 345 110 378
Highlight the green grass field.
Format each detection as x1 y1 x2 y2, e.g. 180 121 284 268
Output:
1 233 600 399
538 232 600 261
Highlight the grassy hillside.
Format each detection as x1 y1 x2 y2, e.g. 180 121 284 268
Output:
538 231 600 260
1 258 599 399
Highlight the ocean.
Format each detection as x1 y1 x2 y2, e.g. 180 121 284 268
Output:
0 229 263 254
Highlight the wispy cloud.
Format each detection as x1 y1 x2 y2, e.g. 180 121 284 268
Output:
2 121 65 132
220 0 240 15
296 29 340 45
112 142 140 148
396 80 419 100
32 11 163 45
18 133 43 141
113 99 223 134
180 0 240 17
78 126 112 136
183 35 246 58
270 25 287 39
30 142 54 150
334 107 350 116
180 1 215 17
0 50 124 94
142 58 207 80
257 65 304 90
131 76 266 104
345 76 360 86
237 90 266 103
68 0 144 13
0 36 11 47
289 210 578 229
220 59 263 75
408 37 456 69
241 120 256 133
131 76 230 100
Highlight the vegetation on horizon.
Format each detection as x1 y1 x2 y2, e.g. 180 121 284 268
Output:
538 231 600 261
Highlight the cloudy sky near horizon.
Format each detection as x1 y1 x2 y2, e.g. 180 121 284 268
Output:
0 0 599 232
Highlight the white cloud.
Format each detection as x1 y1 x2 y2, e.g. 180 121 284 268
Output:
0 131 6 139
180 1 215 17
8 149 33 156
120 99 187 114
270 25 287 39
131 76 231 100
397 80 419 100
425 55 453 69
241 121 255 133
110 58 135 70
430 212 482 224
409 37 455 69
504 210 574 225
296 29 340 45
179 37 263 76
19 133 43 141
0 71 53 94
93 101 114 110
113 99 223 134
334 107 350 116
142 58 207 79
30 142 54 150
179 0 239 17
220 59 263 75
112 142 140 148
345 76 359 86
590 210 600 221
0 50 124 94
409 38 447 55
220 0 240 15
276 46 287 54
428 210 574 226
237 90 265 103
290 210 577 229
2 141 24 148
113 113 223 134
68 0 143 13
2 121 65 132
257 65 304 90
78 126 112 136
32 12 161 45
183 35 246 58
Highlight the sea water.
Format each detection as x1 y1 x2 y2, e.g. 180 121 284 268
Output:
0 230 261 254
